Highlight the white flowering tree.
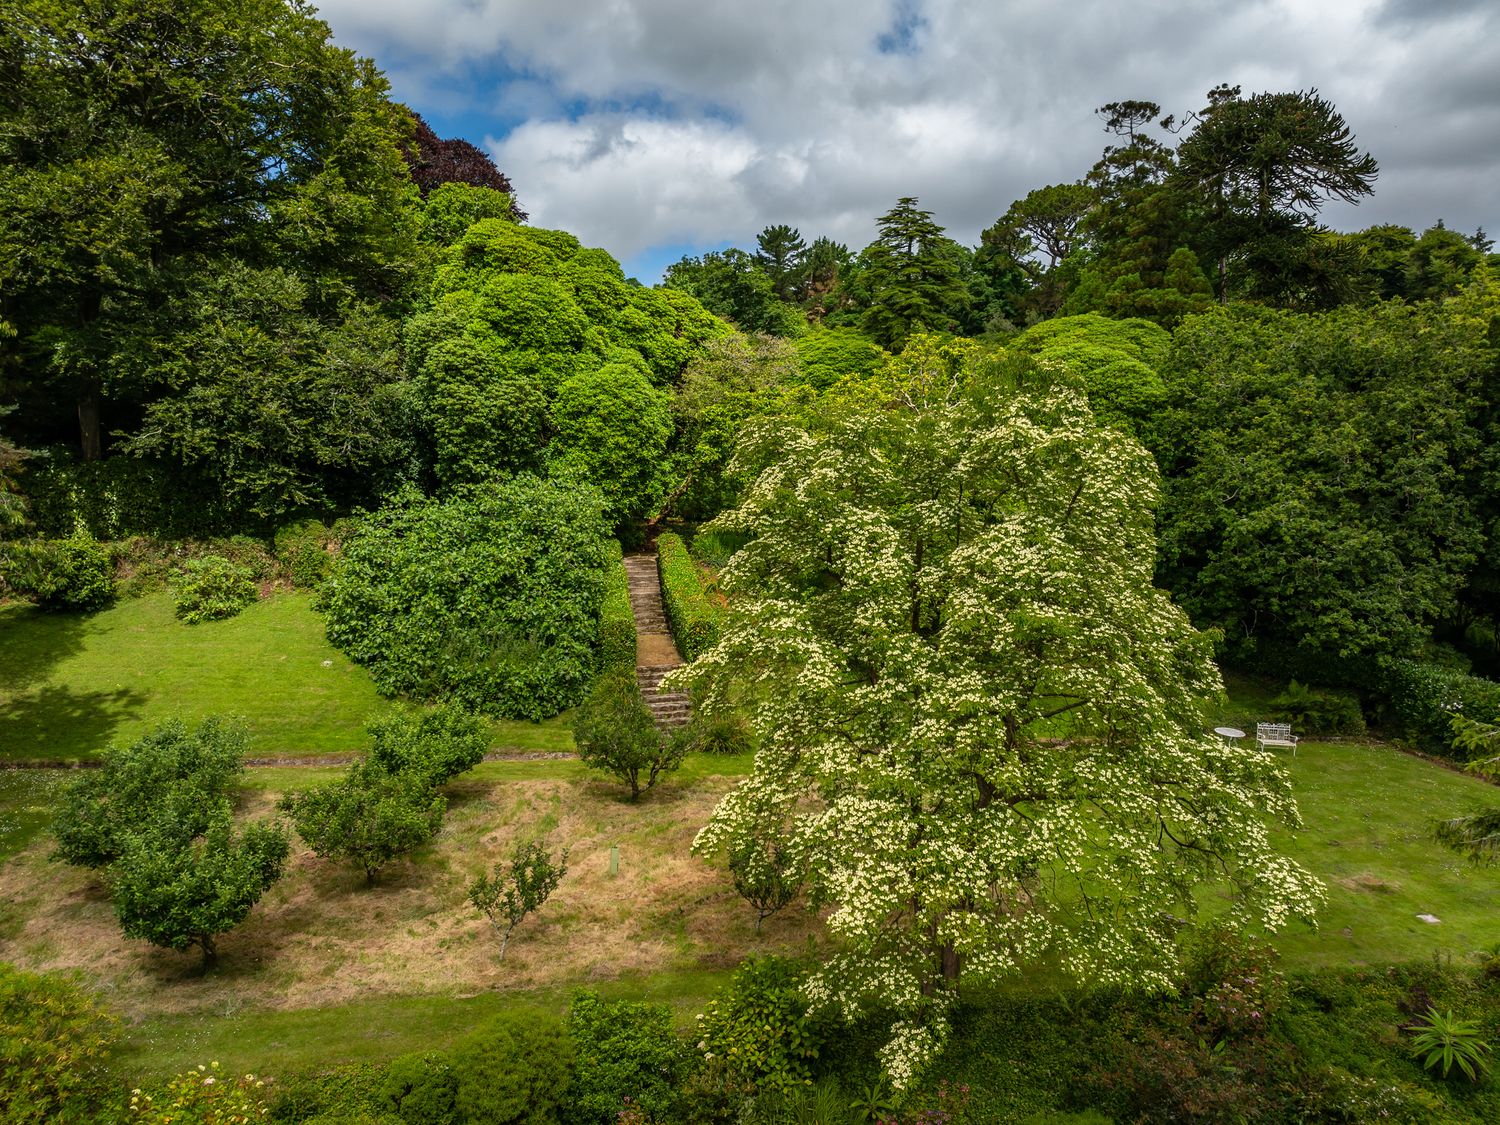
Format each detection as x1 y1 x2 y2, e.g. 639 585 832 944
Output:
676 342 1323 1088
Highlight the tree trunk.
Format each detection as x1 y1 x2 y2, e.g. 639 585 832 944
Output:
78 379 102 462
940 942 962 983
199 935 217 971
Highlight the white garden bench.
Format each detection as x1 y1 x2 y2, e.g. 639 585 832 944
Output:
1256 722 1298 756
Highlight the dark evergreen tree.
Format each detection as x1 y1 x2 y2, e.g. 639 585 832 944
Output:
754 225 808 301
856 197 970 348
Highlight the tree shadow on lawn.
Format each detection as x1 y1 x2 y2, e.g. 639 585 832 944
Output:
0 604 98 693
0 682 147 762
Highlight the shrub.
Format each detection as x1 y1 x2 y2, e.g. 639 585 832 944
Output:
368 706 487 788
572 672 683 800
0 535 114 610
0 964 117 1125
275 519 336 589
598 541 636 677
321 479 611 720
1269 680 1366 735
729 828 804 933
656 532 721 660
1378 657 1500 756
375 1052 458 1125
279 758 445 885
52 717 246 869
1409 1007 1492 1081
688 528 750 569
550 362 673 525
468 839 569 959
174 554 259 623
680 711 755 756
696 958 824 1096
451 1012 572 1125
566 992 687 1125
130 1061 271 1124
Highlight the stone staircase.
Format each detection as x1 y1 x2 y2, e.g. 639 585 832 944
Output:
623 553 692 730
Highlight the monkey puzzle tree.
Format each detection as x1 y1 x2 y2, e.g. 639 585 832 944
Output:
675 347 1321 1088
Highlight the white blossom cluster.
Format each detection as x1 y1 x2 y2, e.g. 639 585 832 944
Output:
674 349 1324 1089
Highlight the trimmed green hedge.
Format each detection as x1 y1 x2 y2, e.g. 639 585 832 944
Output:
598 540 636 677
656 532 721 661
1377 658 1500 757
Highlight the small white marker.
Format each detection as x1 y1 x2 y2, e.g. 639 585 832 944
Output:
1416 913 1441 924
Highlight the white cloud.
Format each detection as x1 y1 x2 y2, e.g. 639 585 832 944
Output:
316 0 1500 269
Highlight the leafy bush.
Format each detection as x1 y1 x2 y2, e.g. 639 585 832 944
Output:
322 478 611 720
550 362 673 525
680 711 755 756
696 958 824 1096
52 717 246 868
376 1052 458 1125
0 964 117 1125
1269 679 1366 735
656 532 721 660
1409 1007 1492 1081
275 519 336 589
280 758 445 885
1378 657 1500 757
598 541 636 677
0 535 114 610
451 1012 572 1125
572 672 683 800
566 991 688 1125
368 706 487 788
130 1061 271 1124
468 839 569 959
688 528 751 569
174 554 259 623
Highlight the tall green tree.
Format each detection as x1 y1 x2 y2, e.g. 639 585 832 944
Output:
0 0 421 461
677 347 1320 1089
754 225 809 301
855 198 971 348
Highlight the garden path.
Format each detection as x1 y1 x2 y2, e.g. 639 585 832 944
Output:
623 552 692 730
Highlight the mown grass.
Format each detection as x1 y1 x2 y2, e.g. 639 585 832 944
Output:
0 592 572 761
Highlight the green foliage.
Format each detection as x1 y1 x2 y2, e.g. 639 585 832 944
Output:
321 478 611 719
572 673 682 800
1 535 114 610
111 801 289 967
696 958 824 1096
663 248 806 337
279 757 445 885
1269 680 1366 735
421 183 520 245
367 706 487 789
1154 302 1490 658
656 532 722 661
130 1062 272 1124
52 717 245 869
793 329 888 391
728 822 804 933
681 711 756 756
375 1052 458 1125
1013 313 1169 434
0 964 117 1125
467 839 569 959
854 198 971 349
451 1013 572 1125
1378 658 1500 756
550 362 673 525
19 453 229 541
173 555 259 624
598 542 637 677
566 991 688 1125
275 520 336 590
1409 1008 1492 1082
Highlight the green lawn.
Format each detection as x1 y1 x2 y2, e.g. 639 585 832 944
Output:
0 592 572 761
1264 738 1500 967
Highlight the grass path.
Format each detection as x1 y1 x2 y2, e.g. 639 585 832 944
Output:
0 592 572 761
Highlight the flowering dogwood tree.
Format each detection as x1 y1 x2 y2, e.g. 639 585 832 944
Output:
677 344 1322 1088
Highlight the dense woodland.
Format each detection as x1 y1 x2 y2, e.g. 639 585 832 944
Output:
2 2 1500 1123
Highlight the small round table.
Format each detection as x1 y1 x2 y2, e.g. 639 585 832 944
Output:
1213 726 1247 745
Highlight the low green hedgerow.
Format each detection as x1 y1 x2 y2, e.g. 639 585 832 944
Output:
0 536 115 611
597 540 636 677
1379 657 1500 757
655 532 720 661
321 478 611 720
173 555 259 623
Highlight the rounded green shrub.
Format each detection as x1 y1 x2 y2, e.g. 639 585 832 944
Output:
275 519 336 589
376 1051 457 1125
451 1012 572 1125
566 992 687 1125
0 963 117 1125
368 706 487 788
1 536 115 611
321 478 611 720
174 554 258 623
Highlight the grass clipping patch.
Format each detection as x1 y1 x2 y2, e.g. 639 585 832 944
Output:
0 773 820 1019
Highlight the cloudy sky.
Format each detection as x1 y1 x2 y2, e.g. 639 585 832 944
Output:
317 0 1500 282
